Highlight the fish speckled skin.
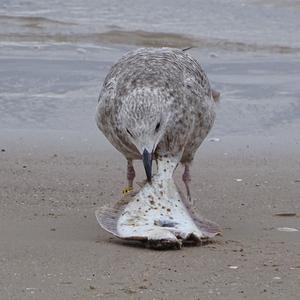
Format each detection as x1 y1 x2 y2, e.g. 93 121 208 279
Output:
96 47 215 164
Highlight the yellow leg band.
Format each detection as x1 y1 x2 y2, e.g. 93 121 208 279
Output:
122 186 133 195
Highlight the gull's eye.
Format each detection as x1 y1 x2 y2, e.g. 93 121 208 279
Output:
155 122 160 132
126 128 133 137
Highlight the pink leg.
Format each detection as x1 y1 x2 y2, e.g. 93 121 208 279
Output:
182 164 192 203
127 159 135 188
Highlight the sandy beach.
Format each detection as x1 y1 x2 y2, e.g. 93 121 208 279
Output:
0 127 299 300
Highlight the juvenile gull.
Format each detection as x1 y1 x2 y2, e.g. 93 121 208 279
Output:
96 47 217 202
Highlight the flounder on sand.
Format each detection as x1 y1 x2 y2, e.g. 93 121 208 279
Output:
96 156 221 249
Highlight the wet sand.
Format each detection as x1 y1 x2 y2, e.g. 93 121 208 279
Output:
0 129 299 299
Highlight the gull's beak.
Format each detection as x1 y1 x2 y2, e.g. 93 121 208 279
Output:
142 149 152 183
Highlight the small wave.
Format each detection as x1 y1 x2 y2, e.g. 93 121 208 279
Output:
252 0 300 9
96 30 300 54
0 28 299 54
0 14 77 27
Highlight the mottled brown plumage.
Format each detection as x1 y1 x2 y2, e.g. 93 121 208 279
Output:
96 47 216 200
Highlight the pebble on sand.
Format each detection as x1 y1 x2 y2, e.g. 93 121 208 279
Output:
276 227 298 232
273 213 297 217
228 265 239 269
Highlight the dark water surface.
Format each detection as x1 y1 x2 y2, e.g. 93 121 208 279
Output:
1 0 300 49
0 0 300 138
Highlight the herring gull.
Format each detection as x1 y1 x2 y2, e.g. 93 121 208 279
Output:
96 47 218 203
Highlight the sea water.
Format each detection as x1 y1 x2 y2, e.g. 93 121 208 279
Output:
0 0 300 137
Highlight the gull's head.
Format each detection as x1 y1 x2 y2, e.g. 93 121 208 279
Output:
118 88 169 183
